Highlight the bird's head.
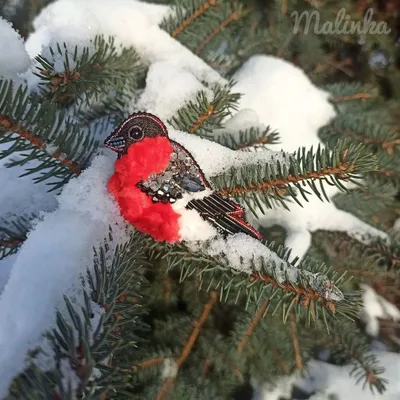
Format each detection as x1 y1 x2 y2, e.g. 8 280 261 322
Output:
104 112 169 155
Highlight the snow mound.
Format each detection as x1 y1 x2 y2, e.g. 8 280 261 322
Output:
0 17 30 79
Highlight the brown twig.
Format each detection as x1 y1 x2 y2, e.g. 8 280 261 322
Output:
332 93 371 102
119 357 165 373
0 238 25 247
376 168 400 178
272 348 290 374
195 10 243 55
189 105 215 133
281 0 288 14
201 359 210 377
236 135 273 149
0 115 81 175
164 278 172 305
155 291 217 400
290 316 303 370
237 300 269 352
172 0 217 37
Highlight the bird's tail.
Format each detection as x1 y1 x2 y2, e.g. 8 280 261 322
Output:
186 193 262 240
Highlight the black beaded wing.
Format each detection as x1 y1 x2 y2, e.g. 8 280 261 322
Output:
136 141 262 240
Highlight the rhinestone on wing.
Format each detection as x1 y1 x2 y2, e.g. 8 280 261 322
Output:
136 148 203 203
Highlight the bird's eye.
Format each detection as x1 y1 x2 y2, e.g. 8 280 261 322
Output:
128 125 144 141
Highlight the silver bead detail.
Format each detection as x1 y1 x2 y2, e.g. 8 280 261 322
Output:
150 181 160 191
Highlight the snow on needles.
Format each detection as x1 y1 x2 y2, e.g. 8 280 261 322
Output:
361 285 400 337
232 55 387 259
0 154 127 397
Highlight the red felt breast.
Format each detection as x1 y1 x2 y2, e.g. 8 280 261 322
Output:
108 136 181 242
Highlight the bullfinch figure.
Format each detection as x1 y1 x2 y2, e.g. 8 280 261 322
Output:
104 112 262 243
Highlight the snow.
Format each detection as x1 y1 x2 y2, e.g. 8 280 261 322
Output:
361 285 400 337
233 56 336 153
0 154 127 397
231 55 387 259
254 375 299 400
0 17 30 80
295 351 400 400
162 358 178 379
136 61 211 120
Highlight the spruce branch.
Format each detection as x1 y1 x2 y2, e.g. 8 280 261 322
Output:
315 231 400 274
149 238 359 327
0 215 33 259
0 80 98 189
318 321 388 393
168 83 240 136
212 141 376 215
321 115 400 155
325 82 378 106
368 151 400 187
213 126 279 151
289 316 303 370
333 180 398 219
161 0 218 38
34 35 144 105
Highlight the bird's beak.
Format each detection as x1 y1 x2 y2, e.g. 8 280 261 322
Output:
104 132 126 153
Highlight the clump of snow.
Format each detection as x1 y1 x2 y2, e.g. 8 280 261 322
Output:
295 351 400 400
233 55 336 153
136 61 211 120
361 284 400 337
221 109 265 134
254 375 299 400
0 153 128 397
0 17 30 80
231 55 387 259
25 0 223 87
162 358 178 379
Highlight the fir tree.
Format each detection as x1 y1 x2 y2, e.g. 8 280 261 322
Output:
0 1 399 400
